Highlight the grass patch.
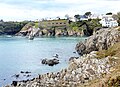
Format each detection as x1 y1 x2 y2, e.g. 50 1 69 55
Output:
118 28 120 31
96 42 120 59
34 22 39 28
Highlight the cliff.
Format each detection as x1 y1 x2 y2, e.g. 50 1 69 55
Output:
17 19 101 37
76 27 120 55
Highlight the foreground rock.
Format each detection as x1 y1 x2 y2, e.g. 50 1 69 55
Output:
76 28 120 55
41 58 59 66
5 51 116 87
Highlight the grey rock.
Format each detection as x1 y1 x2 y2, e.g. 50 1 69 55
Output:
76 28 120 55
41 58 59 66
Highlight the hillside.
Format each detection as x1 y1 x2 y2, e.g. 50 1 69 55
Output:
0 21 28 35
80 42 120 87
17 19 102 37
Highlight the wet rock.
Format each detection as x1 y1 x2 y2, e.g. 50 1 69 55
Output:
20 71 24 73
73 51 76 54
20 71 31 74
25 71 31 74
12 81 18 86
69 57 79 61
41 58 59 66
12 74 20 78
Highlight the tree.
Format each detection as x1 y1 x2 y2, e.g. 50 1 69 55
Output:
0 19 3 22
84 12 92 17
56 16 60 20
0 21 28 35
74 14 80 21
112 12 120 25
112 14 118 20
106 12 112 15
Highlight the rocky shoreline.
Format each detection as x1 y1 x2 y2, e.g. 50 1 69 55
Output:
4 51 116 87
76 27 120 55
4 27 120 87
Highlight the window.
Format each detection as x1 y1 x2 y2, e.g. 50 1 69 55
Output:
60 23 62 24
56 23 58 24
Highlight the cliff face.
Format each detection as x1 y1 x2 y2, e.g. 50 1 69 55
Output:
75 27 120 55
17 19 101 37
18 27 84 37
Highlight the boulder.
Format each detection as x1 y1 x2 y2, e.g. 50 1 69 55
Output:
41 58 59 66
12 81 18 86
69 57 79 61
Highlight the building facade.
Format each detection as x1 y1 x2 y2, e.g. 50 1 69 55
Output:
39 19 69 28
99 15 118 27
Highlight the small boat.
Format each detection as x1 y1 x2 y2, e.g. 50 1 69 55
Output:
28 35 34 40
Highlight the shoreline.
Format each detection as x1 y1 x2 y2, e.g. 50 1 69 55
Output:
3 27 120 87
4 51 116 87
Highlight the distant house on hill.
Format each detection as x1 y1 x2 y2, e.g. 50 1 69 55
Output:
80 15 88 21
39 19 69 28
99 15 118 27
70 15 88 22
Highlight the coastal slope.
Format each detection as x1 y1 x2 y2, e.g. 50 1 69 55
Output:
76 27 120 55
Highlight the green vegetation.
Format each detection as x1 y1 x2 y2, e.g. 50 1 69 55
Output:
84 12 92 17
34 22 39 28
21 22 35 31
0 20 29 35
96 42 120 59
21 18 101 36
69 19 102 36
106 12 113 15
78 42 120 87
112 12 120 25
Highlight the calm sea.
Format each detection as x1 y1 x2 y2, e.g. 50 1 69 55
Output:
0 36 86 86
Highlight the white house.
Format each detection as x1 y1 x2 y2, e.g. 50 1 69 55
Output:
69 17 76 22
80 15 88 21
99 15 118 27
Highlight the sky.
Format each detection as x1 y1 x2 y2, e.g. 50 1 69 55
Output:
0 0 120 21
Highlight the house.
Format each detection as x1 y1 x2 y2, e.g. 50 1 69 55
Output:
99 15 118 27
80 15 88 21
39 19 69 28
69 17 76 22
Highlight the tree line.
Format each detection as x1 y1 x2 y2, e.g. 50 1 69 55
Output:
0 20 29 35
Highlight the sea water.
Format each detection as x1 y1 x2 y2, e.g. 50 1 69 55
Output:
0 36 86 86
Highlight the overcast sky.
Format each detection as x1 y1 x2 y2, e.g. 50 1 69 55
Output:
0 0 120 21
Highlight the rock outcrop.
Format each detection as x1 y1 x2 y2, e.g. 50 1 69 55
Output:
41 58 59 66
18 27 84 37
76 28 120 55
